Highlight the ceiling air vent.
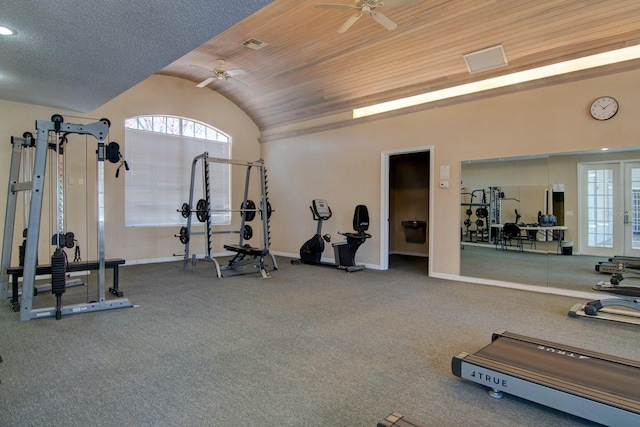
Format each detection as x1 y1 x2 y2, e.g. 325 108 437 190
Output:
242 38 268 50
463 45 508 74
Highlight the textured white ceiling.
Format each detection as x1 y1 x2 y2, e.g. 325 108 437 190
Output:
0 0 272 112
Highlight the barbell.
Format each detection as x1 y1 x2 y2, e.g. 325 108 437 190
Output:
179 199 273 223
177 224 254 245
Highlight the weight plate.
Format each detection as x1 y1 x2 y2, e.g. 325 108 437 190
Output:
260 201 273 220
243 224 253 240
241 200 256 222
181 203 191 218
179 226 189 244
196 199 208 223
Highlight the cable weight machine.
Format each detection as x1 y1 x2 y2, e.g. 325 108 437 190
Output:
0 115 133 320
174 152 277 278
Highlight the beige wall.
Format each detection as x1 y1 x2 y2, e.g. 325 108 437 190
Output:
263 69 640 277
2 69 640 279
0 75 261 265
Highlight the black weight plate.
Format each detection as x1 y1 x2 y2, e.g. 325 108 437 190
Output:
243 224 253 240
179 226 189 244
181 203 190 218
241 200 256 222
196 199 208 222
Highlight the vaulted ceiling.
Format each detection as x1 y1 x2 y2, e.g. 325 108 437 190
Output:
157 0 640 140
3 1 640 142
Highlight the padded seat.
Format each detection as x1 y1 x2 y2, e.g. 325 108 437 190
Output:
224 244 269 257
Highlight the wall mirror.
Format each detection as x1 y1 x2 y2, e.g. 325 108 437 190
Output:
460 147 640 293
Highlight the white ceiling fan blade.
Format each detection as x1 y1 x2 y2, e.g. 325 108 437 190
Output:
196 77 216 88
370 10 397 30
338 12 363 33
226 68 247 76
315 3 357 9
227 76 248 88
381 0 421 7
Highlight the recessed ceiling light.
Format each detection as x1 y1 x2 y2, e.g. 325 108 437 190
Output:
0 26 16 36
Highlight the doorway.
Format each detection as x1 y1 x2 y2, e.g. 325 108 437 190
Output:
578 160 640 257
380 147 433 272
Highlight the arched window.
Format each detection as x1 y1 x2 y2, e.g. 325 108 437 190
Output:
124 115 231 227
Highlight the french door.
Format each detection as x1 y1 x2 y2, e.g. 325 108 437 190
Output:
579 161 640 257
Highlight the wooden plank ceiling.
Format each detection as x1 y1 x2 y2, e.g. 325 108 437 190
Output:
157 0 640 138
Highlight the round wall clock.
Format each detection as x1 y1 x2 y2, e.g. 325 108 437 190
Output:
590 96 619 120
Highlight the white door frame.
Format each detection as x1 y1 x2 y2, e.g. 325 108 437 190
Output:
380 146 434 271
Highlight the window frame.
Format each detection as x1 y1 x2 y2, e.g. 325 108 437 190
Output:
123 115 231 228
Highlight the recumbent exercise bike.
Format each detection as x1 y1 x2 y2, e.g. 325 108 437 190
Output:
291 199 371 272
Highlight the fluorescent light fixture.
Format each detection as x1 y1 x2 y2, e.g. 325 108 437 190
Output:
0 26 16 36
353 44 640 119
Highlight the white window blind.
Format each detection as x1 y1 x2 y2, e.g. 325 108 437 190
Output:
124 119 231 227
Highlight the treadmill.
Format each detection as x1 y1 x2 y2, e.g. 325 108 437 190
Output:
452 331 640 426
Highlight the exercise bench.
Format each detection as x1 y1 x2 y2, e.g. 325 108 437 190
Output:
6 258 126 312
221 244 273 279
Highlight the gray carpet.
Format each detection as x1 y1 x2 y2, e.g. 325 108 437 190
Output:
0 255 637 426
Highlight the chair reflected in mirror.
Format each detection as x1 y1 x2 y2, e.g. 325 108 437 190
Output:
500 223 537 251
501 223 523 251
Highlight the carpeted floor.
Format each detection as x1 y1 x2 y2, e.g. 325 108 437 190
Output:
0 255 637 426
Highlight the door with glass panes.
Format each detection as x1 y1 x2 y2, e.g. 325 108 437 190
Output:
579 161 640 258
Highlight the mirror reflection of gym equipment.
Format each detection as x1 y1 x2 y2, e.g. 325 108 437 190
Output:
0 115 133 321
460 150 640 324
291 199 371 272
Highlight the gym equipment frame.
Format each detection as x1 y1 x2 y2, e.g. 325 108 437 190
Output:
176 152 277 278
0 116 133 320
452 330 640 426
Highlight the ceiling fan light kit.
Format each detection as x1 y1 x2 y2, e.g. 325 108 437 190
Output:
193 59 247 89
316 0 421 33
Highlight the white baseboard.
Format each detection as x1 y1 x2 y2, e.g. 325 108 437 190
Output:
389 251 429 257
431 272 604 300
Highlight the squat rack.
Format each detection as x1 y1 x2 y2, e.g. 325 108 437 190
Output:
176 152 277 278
0 115 133 320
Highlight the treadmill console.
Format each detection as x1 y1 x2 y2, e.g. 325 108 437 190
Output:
312 199 332 220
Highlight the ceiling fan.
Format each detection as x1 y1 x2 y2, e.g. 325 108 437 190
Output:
315 0 420 33
193 60 247 88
